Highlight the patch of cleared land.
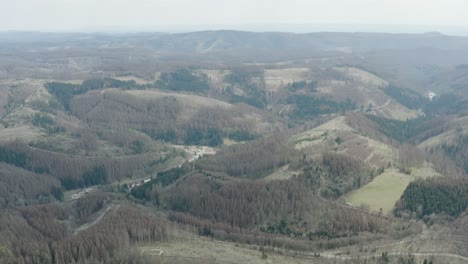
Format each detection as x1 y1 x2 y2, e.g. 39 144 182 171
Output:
264 68 311 92
203 68 313 94
329 223 468 263
345 166 440 214
0 125 44 142
73 204 119 235
140 226 468 263
173 145 217 163
113 75 154 84
319 67 419 121
262 165 302 181
125 89 232 110
293 116 352 146
222 138 241 146
198 67 417 121
334 67 388 87
293 116 395 168
139 231 328 264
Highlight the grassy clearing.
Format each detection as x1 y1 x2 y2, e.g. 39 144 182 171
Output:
262 165 301 181
345 166 440 215
345 168 411 214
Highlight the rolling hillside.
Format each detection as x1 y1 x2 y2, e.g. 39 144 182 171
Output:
1 31 468 263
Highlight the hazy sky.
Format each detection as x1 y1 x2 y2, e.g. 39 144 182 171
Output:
2 0 468 33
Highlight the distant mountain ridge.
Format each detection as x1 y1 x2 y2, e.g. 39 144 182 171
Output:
2 30 468 54
1 30 468 94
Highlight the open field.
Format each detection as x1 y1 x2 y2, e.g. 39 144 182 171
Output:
345 168 413 214
345 166 440 214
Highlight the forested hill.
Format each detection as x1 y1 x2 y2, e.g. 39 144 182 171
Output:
2 31 468 61
151 31 468 54
2 30 468 51
0 29 468 263
3 30 468 95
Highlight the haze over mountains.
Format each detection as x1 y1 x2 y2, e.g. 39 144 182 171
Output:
16 24 468 36
2 30 468 93
0 29 467 263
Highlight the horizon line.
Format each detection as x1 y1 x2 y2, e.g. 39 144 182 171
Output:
1 23 468 35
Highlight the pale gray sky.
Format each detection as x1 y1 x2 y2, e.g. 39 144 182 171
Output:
2 0 468 33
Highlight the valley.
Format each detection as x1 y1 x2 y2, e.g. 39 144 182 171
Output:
0 30 467 263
